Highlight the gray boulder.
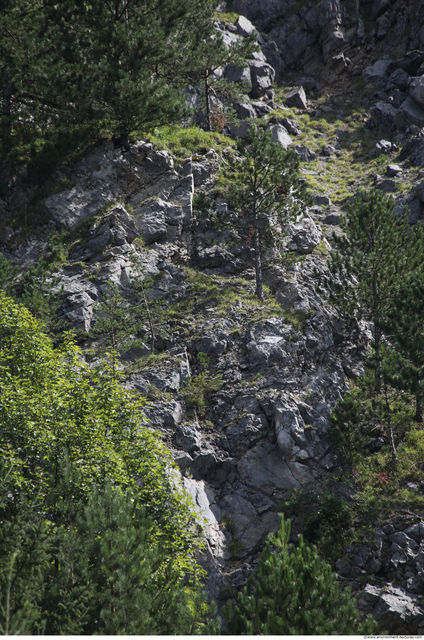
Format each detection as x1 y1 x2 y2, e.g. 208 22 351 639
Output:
388 51 424 77
294 145 316 162
233 100 256 120
363 59 391 89
235 15 256 37
324 213 341 225
261 41 284 78
281 117 301 135
223 64 251 88
134 198 184 244
370 102 397 133
375 139 392 156
286 216 322 254
249 60 275 98
373 586 424 634
266 124 293 149
197 246 234 269
251 100 273 117
395 97 424 131
394 197 422 224
410 76 424 109
276 281 311 312
399 134 424 166
386 164 402 177
285 86 307 109
387 68 410 92
228 120 252 140
315 194 332 207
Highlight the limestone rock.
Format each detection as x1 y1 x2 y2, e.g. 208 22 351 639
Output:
285 86 307 109
249 60 275 98
285 216 322 254
395 97 424 131
363 59 391 89
223 64 252 88
266 124 293 149
45 184 115 230
410 76 424 109
235 15 256 37
370 102 397 133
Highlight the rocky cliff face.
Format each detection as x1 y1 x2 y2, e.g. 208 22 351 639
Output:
3 0 424 632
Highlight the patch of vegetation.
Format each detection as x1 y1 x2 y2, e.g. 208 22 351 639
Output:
281 489 352 562
214 10 239 22
143 125 234 163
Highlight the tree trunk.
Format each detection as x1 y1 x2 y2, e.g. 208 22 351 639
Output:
118 131 130 151
1 65 11 184
416 389 423 424
254 215 263 301
204 70 211 132
374 322 382 393
384 382 398 465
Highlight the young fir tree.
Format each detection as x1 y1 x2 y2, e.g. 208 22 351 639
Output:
380 272 424 424
227 126 309 300
316 189 424 390
42 482 215 635
330 357 415 467
0 462 51 635
224 514 376 635
187 22 258 131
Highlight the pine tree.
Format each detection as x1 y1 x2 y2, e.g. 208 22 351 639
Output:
316 189 424 390
41 0 218 147
42 481 213 635
227 126 309 300
187 19 258 131
224 514 376 635
0 462 51 635
381 272 424 423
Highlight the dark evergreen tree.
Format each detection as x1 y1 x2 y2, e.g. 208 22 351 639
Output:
227 126 309 300
0 0 47 179
42 481 214 635
0 462 51 635
316 189 424 390
41 0 219 147
224 514 376 635
187 22 257 131
380 272 424 423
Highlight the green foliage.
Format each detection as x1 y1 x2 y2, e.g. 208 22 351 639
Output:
0 462 51 635
224 514 376 635
282 490 352 561
331 363 415 467
380 272 424 422
42 481 212 635
146 125 233 163
0 251 63 334
316 189 424 385
0 292 199 569
0 461 216 635
182 371 223 416
0 253 18 294
226 126 311 300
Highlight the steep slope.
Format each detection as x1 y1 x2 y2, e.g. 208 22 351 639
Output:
3 0 424 632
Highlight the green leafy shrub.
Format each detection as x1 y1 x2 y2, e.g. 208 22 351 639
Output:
0 292 199 570
182 371 222 416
